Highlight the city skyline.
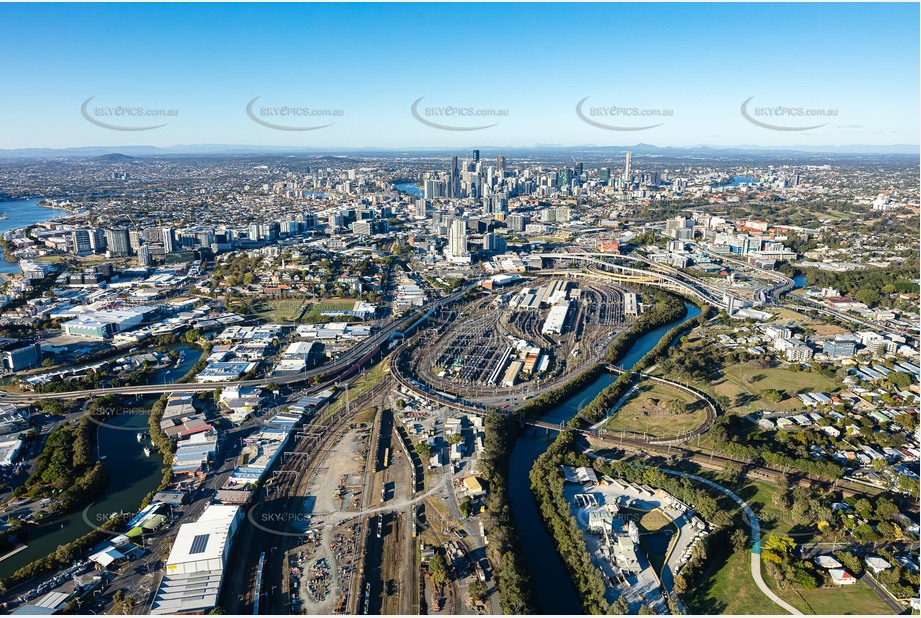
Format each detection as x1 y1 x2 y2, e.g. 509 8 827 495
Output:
0 3 918 150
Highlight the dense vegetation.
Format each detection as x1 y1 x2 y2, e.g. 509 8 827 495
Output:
800 264 919 308
529 432 610 612
567 371 633 429
12 398 118 512
476 413 537 614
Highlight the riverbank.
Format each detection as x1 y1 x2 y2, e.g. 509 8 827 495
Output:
0 197 75 274
0 404 163 583
504 295 702 613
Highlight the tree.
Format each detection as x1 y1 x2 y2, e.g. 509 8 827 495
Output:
874 497 899 522
667 399 687 415
460 497 472 518
887 371 911 389
448 433 464 445
184 329 201 344
853 498 874 520
761 389 784 403
763 534 795 555
469 580 487 603
730 528 748 552
414 441 432 459
428 552 449 589
395 398 406 409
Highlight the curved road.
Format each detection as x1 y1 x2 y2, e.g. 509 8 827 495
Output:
658 468 802 615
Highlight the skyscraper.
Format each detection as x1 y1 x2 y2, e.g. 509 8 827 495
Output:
472 149 480 163
624 152 632 182
161 227 175 253
105 227 131 257
448 218 468 259
138 244 152 266
448 156 460 198
70 229 92 255
496 155 506 171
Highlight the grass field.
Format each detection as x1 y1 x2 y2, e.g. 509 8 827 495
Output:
767 573 893 615
685 547 781 615
603 380 707 438
302 299 357 322
686 362 839 414
249 298 307 323
734 480 819 539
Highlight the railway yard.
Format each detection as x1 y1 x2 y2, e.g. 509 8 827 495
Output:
409 278 630 403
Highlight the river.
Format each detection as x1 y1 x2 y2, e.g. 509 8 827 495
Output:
0 198 69 274
725 176 758 187
506 303 701 613
0 405 164 579
393 182 423 197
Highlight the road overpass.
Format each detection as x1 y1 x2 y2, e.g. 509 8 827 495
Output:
0 288 471 403
537 252 725 308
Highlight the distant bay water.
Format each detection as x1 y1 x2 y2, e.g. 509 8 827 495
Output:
0 198 66 274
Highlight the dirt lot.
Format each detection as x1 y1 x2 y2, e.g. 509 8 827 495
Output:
289 424 372 614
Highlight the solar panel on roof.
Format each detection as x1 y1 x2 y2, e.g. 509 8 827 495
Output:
189 533 210 554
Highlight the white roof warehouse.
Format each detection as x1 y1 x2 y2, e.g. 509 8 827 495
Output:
150 504 241 615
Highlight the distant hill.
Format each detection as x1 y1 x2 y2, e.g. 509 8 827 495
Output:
90 153 138 163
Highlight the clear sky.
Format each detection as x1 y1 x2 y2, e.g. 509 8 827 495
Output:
0 2 918 150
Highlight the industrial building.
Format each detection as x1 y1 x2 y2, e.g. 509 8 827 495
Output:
60 305 157 339
0 338 41 372
150 505 242 615
541 300 572 336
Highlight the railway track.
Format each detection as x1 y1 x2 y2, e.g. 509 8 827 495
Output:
226 377 393 614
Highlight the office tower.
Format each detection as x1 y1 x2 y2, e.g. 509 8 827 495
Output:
70 229 92 255
624 152 632 182
448 219 468 258
472 149 480 163
129 230 143 253
105 227 131 257
507 214 528 232
599 168 611 183
415 199 430 219
196 230 215 247
138 244 152 266
496 155 506 171
90 228 107 253
353 220 373 235
557 168 572 187
574 162 583 175
162 227 176 253
424 179 444 199
448 156 460 198
483 233 507 253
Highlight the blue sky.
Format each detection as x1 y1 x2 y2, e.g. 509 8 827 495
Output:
0 3 918 150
